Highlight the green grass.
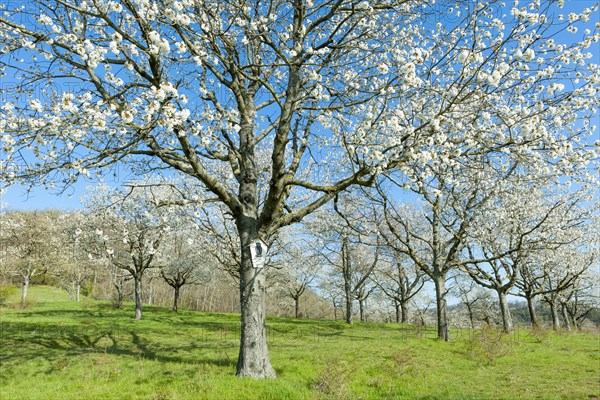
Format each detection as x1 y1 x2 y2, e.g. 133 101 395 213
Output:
0 286 598 400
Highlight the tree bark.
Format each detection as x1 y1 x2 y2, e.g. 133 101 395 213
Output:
358 298 365 322
401 300 409 324
561 304 572 332
294 296 300 319
434 276 450 341
394 300 401 323
173 286 180 313
115 285 124 309
526 294 538 327
21 274 30 307
466 302 475 329
76 283 80 302
344 282 353 325
498 290 513 333
134 276 143 320
549 300 560 331
236 218 276 378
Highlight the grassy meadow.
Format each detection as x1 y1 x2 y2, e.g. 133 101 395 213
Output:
0 286 598 400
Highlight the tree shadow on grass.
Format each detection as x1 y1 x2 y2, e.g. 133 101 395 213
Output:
0 319 237 384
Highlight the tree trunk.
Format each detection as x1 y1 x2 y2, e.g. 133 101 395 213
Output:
466 302 475 329
117 290 123 309
434 276 450 341
344 284 353 325
549 300 560 331
526 294 538 327
358 298 365 322
134 276 143 320
498 290 513 333
561 304 572 332
333 301 338 321
147 278 154 305
75 283 80 302
21 274 30 307
394 300 401 323
400 300 409 324
294 296 300 319
236 219 276 378
173 286 180 313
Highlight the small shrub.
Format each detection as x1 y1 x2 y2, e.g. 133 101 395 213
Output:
0 286 17 306
529 325 549 343
410 318 426 339
81 283 93 297
464 326 512 365
388 349 421 378
313 356 356 399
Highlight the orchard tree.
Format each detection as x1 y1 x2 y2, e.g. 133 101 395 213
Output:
319 278 345 321
374 250 426 324
160 230 211 312
272 238 321 319
462 182 582 332
508 194 594 328
376 160 502 341
1 0 598 377
309 195 381 324
451 275 495 329
85 182 180 320
540 244 596 330
559 268 599 331
61 211 95 302
0 210 65 306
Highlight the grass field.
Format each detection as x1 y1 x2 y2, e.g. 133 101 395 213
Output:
0 286 598 400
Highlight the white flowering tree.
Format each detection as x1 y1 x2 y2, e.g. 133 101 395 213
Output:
160 229 212 313
271 237 321 319
309 194 381 324
1 0 598 376
559 267 599 331
377 161 501 341
84 182 180 320
60 210 96 302
373 250 426 324
0 210 65 307
462 181 587 333
512 217 596 329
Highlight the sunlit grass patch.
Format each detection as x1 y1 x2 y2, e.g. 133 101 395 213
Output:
0 286 598 400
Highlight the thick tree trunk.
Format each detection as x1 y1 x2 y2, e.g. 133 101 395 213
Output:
434 276 450 341
549 300 560 331
344 281 353 325
76 283 80 302
561 304 572 332
526 295 538 327
236 219 276 379
333 302 338 321
401 300 409 324
294 296 300 319
498 290 513 333
173 286 180 313
134 276 143 320
394 301 401 323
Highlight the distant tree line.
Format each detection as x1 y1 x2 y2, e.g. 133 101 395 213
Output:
1 180 597 334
